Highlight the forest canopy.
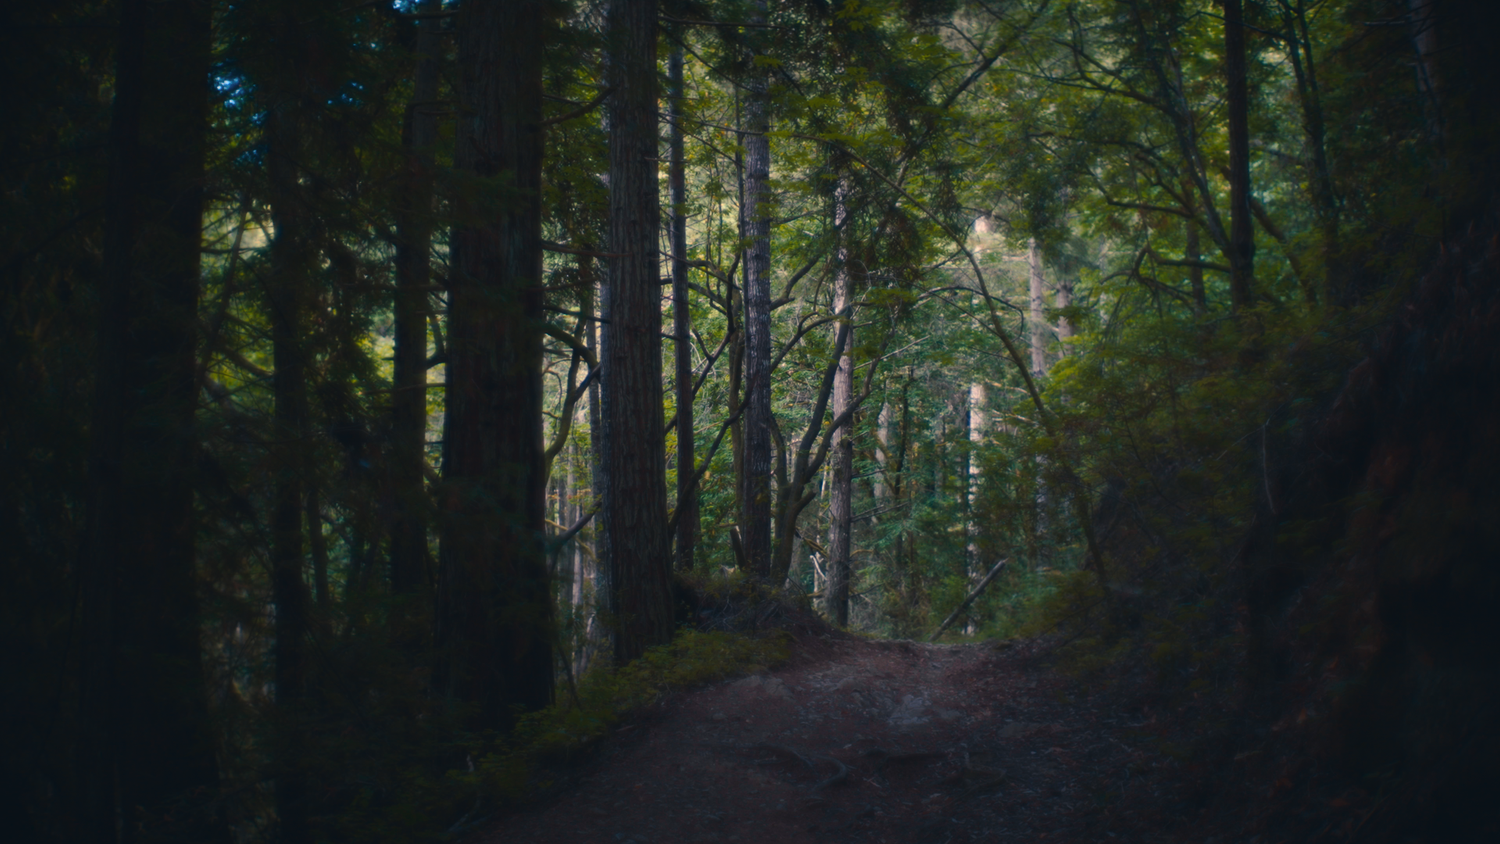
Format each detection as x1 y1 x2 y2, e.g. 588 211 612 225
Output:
3 0 1497 841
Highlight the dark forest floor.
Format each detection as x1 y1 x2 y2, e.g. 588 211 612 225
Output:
473 627 1374 844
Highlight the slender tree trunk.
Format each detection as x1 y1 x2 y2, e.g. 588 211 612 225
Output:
669 37 698 573
729 317 744 554
826 180 854 626
604 0 672 664
967 380 987 580
1282 1 1340 304
740 0 773 579
438 0 553 729
1183 181 1207 314
1027 237 1048 376
1024 239 1052 569
567 435 582 609
307 486 330 611
265 83 315 842
1223 0 1256 310
585 257 609 618
78 3 222 841
390 0 443 601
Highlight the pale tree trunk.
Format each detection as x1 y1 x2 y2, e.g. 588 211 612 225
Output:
740 0 773 579
1028 237 1048 377
669 36 698 573
604 0 672 664
1053 278 1075 344
826 180 854 625
390 0 443 602
438 0 553 729
585 260 609 617
967 380 987 578
568 432 583 610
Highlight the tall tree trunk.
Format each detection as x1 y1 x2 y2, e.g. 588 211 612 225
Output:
77 2 222 841
307 485 330 611
604 0 672 664
740 0 773 579
1223 0 1256 310
967 380 987 581
669 36 698 573
585 256 609 620
1025 238 1052 572
266 87 314 844
1027 237 1048 376
825 179 853 626
439 0 553 729
390 0 443 602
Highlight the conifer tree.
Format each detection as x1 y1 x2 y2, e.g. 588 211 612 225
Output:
438 0 554 727
604 0 673 663
76 1 224 841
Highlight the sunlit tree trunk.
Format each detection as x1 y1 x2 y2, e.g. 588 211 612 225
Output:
390 0 443 603
438 0 553 728
585 257 609 625
1028 237 1048 376
967 380 987 580
604 0 672 664
77 2 223 840
740 0 773 579
826 179 853 625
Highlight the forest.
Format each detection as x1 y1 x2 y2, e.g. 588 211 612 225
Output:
2 0 1497 842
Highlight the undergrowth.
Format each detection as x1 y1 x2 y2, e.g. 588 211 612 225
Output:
332 624 790 843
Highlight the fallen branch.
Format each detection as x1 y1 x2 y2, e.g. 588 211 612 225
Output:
928 559 1008 642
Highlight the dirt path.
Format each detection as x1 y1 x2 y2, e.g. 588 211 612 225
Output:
476 633 1186 844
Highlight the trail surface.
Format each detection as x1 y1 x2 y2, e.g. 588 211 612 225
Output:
477 633 1184 844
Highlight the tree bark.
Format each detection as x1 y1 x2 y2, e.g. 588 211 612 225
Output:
266 72 315 844
438 0 553 729
1028 237 1048 376
77 2 223 841
826 179 854 626
967 379 987 582
1053 277 1075 343
669 36 698 573
390 0 443 601
740 0 774 580
1223 0 1256 310
604 0 672 664
587 259 609 626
